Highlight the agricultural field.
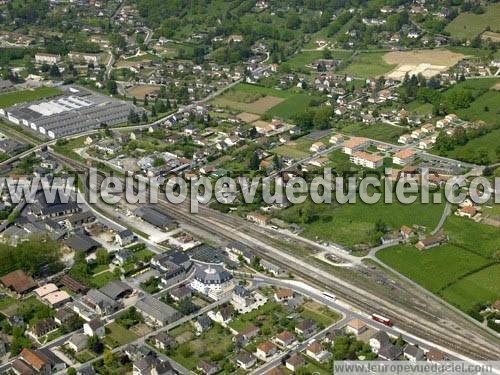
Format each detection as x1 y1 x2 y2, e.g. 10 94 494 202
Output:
127 84 161 99
340 123 405 144
383 49 466 80
0 87 62 108
338 52 395 78
377 216 500 314
212 83 317 119
266 93 322 120
272 134 331 159
278 190 445 249
285 50 352 71
445 3 500 39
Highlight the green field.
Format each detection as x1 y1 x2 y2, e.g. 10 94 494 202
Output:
445 3 500 39
439 264 500 312
226 83 292 99
340 123 405 144
285 50 352 70
104 322 139 346
377 215 500 314
338 52 396 78
279 191 445 248
0 87 62 108
266 94 321 120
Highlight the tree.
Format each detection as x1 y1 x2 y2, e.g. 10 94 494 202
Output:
249 152 260 170
49 64 60 77
151 106 157 117
106 80 117 95
141 112 148 122
103 348 114 366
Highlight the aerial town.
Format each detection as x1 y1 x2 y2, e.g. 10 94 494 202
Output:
0 0 499 374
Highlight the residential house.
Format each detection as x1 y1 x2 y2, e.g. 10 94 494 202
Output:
306 342 332 363
285 354 306 372
415 233 447 250
29 318 57 340
194 314 212 334
295 320 316 338
404 344 425 362
67 333 88 352
274 288 293 302
233 325 259 347
378 344 403 360
83 318 105 338
133 354 175 375
153 332 174 351
197 361 218 375
235 351 256 370
255 341 277 360
0 269 37 295
369 331 390 354
310 142 326 153
346 318 367 336
274 331 296 348
211 306 234 325
260 259 285 276
457 206 477 219
115 229 135 246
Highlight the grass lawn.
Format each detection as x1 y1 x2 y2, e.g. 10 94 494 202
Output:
75 349 96 363
340 122 405 144
91 271 119 288
0 295 17 313
443 216 500 259
456 89 500 125
445 3 500 39
51 136 86 163
266 94 322 120
376 213 500 314
300 302 342 327
229 301 284 333
0 87 62 108
279 191 445 248
439 264 500 312
169 324 234 370
435 128 500 164
272 144 310 159
285 50 352 70
227 83 293 99
271 134 331 160
104 322 139 347
338 52 396 78
376 244 492 293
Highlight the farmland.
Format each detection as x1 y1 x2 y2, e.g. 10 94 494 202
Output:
211 83 319 119
0 87 62 108
338 52 395 78
266 93 321 120
340 123 405 144
278 191 445 249
445 3 500 39
377 216 500 314
285 50 352 71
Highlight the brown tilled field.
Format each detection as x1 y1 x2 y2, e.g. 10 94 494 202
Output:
212 95 284 114
383 49 466 66
127 85 161 98
237 112 261 123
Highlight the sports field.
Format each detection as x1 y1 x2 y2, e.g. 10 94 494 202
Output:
0 87 62 108
377 216 500 314
445 3 500 39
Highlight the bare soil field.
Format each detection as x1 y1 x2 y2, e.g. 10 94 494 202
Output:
237 112 261 123
383 49 466 80
384 49 466 65
212 95 284 114
481 31 500 43
127 84 161 98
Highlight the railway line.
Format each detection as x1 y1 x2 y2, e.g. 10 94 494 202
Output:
49 151 500 360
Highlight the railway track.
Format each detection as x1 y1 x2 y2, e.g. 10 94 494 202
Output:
50 152 500 360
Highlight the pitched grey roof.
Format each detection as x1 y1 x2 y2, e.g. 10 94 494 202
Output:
135 295 179 324
99 280 132 300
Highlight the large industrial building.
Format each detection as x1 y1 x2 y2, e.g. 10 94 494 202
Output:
0 86 145 139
